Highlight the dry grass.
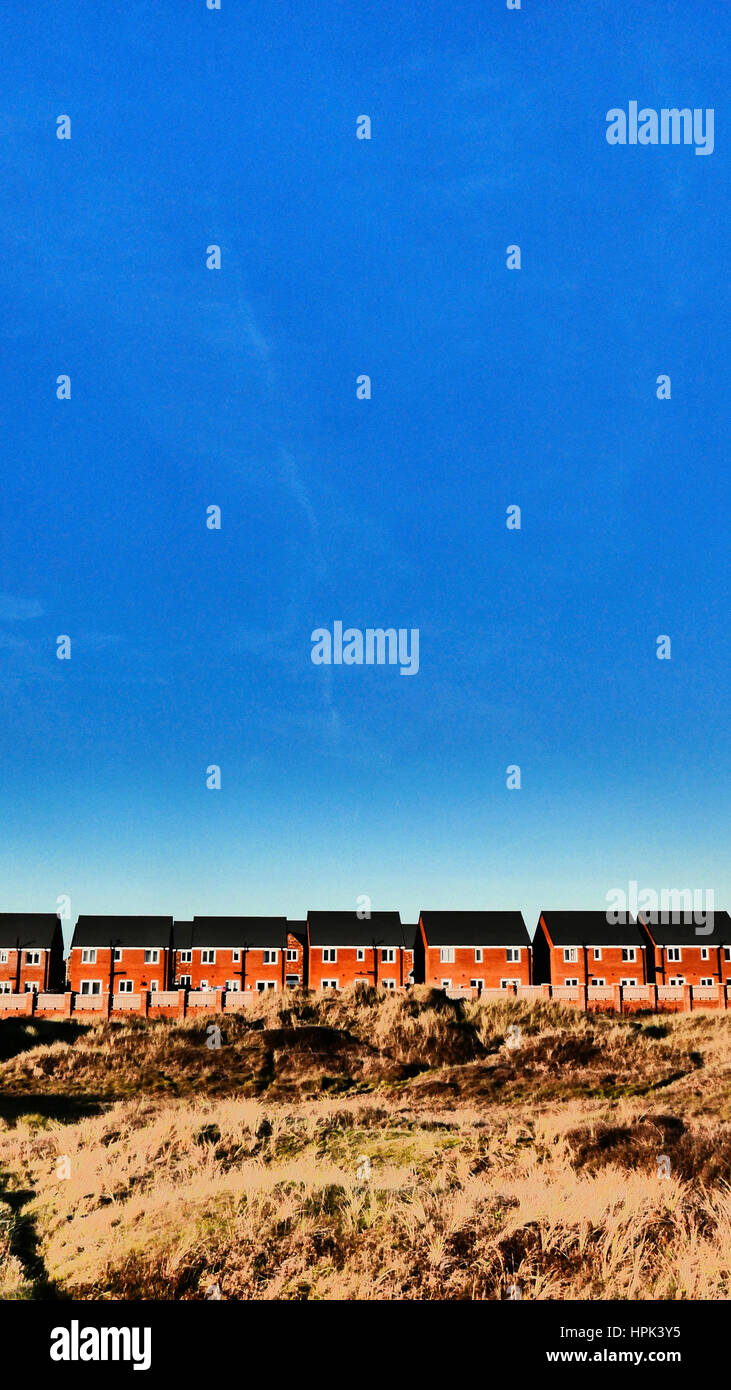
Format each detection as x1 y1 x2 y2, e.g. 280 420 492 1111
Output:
0 992 730 1300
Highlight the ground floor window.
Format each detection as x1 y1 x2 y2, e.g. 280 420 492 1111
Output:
440 979 451 989
80 980 102 995
470 979 484 991
500 978 520 988
668 977 685 986
285 974 299 987
24 982 38 992
591 978 606 987
256 981 276 992
225 980 240 991
0 982 11 994
699 978 715 987
620 978 638 987
118 979 133 993
321 979 338 990
179 975 191 987
381 979 396 990
149 981 159 991
564 978 579 987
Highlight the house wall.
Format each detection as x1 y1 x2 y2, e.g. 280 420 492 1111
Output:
647 943 730 986
173 933 304 992
308 945 414 992
547 943 647 987
0 949 51 993
68 946 170 994
423 944 531 990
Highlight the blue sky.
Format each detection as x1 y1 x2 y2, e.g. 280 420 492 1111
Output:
0 0 728 943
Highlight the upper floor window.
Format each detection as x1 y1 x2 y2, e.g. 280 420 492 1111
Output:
725 948 731 962
113 948 123 962
593 948 602 960
666 947 681 963
474 948 483 963
81 948 97 965
263 949 278 965
506 948 520 962
178 950 192 963
287 948 298 961
0 950 8 964
322 948 337 963
25 951 41 966
200 949 215 965
440 947 455 964
232 949 241 963
144 949 160 964
356 947 366 961
621 948 636 962
563 947 578 963
700 948 710 960
381 948 395 963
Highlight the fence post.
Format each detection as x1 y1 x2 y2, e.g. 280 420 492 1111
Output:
578 984 588 1011
140 991 149 1018
178 988 187 1019
541 983 552 1000
612 984 623 1015
24 990 36 1016
63 991 74 1017
683 984 693 1013
648 983 658 1013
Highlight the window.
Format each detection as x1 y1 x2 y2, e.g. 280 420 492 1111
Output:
144 949 160 965
232 949 241 963
200 980 208 990
287 948 298 961
113 948 123 962
263 949 278 964
474 948 483 963
382 979 395 990
149 980 159 992
24 981 38 992
591 978 606 987
381 948 395 963
356 947 365 961
201 949 215 965
322 948 337 963
621 948 636 962
506 948 520 962
440 979 452 989
256 980 277 992
470 979 484 991
0 981 11 994
118 979 133 993
501 978 521 988
25 950 41 966
225 980 240 991
81 948 97 965
564 978 579 987
700 948 709 960
80 980 102 995
699 978 715 987
285 974 299 987
178 950 192 963
179 975 191 988
620 978 638 987
725 948 731 962
667 948 681 962
593 948 602 960
0 950 8 964
321 979 338 990
563 948 578 963
669 977 684 986
440 947 455 964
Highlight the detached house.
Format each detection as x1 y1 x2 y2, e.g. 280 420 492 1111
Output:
306 911 414 992
533 911 649 987
639 910 731 986
173 917 301 993
417 911 531 991
68 917 174 996
0 914 65 994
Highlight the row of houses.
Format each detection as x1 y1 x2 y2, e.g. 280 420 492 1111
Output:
1 909 730 998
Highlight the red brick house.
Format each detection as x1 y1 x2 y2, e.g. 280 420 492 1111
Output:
68 917 174 996
417 911 531 991
172 917 301 993
639 910 731 986
0 913 65 994
532 911 649 987
306 911 414 992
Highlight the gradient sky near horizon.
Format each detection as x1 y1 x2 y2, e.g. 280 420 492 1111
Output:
1 0 728 945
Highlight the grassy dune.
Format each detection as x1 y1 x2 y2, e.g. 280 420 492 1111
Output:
0 989 729 1300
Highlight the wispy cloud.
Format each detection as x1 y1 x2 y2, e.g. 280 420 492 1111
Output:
0 594 43 621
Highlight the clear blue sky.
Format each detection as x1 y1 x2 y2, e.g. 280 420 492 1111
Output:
1 0 728 944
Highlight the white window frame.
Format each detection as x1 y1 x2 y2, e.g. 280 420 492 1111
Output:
118 979 133 993
0 950 8 964
262 949 278 965
287 948 298 961
25 950 41 966
356 947 365 961
321 979 338 990
669 976 684 986
200 949 215 965
593 948 602 960
620 977 638 987
232 949 241 963
144 949 160 965
667 948 681 963
700 948 710 960
440 979 452 989
179 974 191 987
699 977 715 987
621 948 636 963
506 947 520 962
113 947 123 962
285 973 299 987
563 947 578 963
225 979 240 991
440 947 455 964
0 981 11 994
200 979 208 990
590 978 606 987
256 980 276 992
322 947 337 963
381 979 395 990
564 978 579 987
149 980 159 991
178 950 192 963
81 948 97 965
474 948 483 963
725 948 731 962
470 979 484 990
80 980 102 995
500 978 521 988
381 948 395 963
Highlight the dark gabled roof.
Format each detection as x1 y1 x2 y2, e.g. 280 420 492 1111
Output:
0 914 61 950
71 917 173 949
173 921 194 950
402 924 420 950
539 911 646 948
192 917 288 948
419 911 530 948
287 919 307 945
639 910 731 947
307 911 404 947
